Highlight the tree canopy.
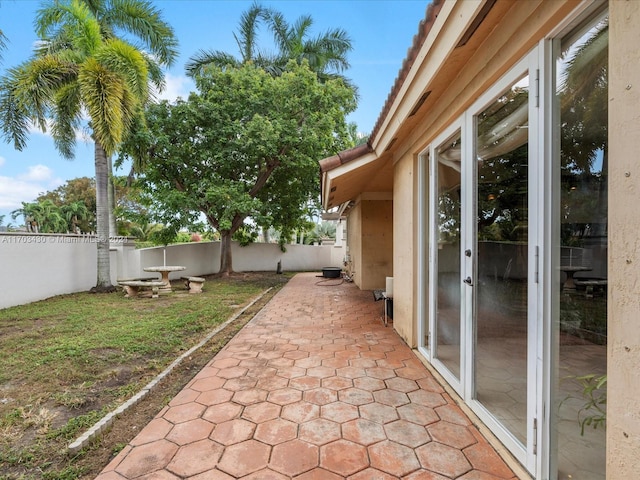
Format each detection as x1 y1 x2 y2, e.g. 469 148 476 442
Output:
124 61 356 274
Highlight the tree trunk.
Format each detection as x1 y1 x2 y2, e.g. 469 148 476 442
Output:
107 154 118 235
219 231 233 275
92 141 116 292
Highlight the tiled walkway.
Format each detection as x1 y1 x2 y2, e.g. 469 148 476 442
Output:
96 272 518 479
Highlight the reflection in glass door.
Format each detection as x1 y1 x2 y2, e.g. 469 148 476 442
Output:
433 129 462 383
474 74 530 446
553 14 608 479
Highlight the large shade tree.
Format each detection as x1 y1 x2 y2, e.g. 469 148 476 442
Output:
0 0 177 291
124 61 356 275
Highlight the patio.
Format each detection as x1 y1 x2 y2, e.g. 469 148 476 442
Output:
96 272 519 479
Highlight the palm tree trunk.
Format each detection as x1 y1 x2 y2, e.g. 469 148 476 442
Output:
107 154 118 235
219 231 233 276
93 141 116 292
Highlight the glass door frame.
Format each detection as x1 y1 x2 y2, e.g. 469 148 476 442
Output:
418 51 543 475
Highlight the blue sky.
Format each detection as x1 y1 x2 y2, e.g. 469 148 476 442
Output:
0 0 427 223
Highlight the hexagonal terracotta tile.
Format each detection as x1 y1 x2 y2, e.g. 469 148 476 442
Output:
320 440 369 476
368 440 421 477
417 376 446 393
203 402 243 424
166 439 224 477
294 468 342 479
211 358 240 369
254 418 298 445
341 418 386 446
129 418 173 446
336 366 367 379
223 376 258 391
269 439 319 476
232 388 268 406
304 387 338 406
166 418 214 445
348 467 401 479
196 388 234 407
408 390 447 408
321 402 359 423
427 421 476 449
402 470 449 480
115 440 178 478
463 439 515 478
267 387 303 405
217 366 248 379
373 389 410 408
415 442 472 478
384 420 430 448
339 388 374 406
395 366 428 380
359 402 399 424
281 401 320 423
217 439 271 477
397 403 440 426
275 366 306 379
385 377 419 393
163 402 206 424
168 388 200 407
353 377 386 392
190 376 226 393
434 403 471 425
242 401 282 423
289 376 322 391
256 375 290 390
210 418 255 446
299 418 341 445
307 366 336 378
364 367 396 380
322 376 354 390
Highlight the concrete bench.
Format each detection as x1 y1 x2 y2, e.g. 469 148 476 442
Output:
118 280 167 298
182 276 206 293
574 279 607 298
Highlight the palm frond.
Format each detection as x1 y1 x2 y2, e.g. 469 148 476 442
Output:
103 0 178 66
51 82 82 159
185 49 240 77
96 38 149 100
79 58 129 155
37 0 102 55
236 2 269 62
0 72 31 150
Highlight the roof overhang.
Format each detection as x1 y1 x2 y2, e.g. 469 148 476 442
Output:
320 144 394 210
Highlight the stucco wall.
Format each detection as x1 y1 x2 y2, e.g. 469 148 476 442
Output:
359 195 393 291
607 1 640 476
346 203 362 287
393 153 417 347
0 234 344 310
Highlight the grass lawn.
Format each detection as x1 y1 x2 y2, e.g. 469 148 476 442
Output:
0 272 289 480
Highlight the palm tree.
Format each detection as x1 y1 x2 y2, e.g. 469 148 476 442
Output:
61 200 89 233
0 0 177 291
186 2 354 89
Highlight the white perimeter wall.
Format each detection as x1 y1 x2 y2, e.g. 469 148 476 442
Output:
0 233 345 310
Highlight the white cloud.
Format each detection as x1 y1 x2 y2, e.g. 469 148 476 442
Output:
0 166 64 212
18 164 55 182
154 73 194 102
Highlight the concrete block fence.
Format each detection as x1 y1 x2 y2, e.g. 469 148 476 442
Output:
0 233 345 309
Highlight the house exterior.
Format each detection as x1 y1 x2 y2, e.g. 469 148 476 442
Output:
320 1 638 478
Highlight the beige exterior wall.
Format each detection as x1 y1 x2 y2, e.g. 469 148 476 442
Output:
346 202 362 288
360 194 393 291
345 194 393 291
392 152 418 347
607 1 640 477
